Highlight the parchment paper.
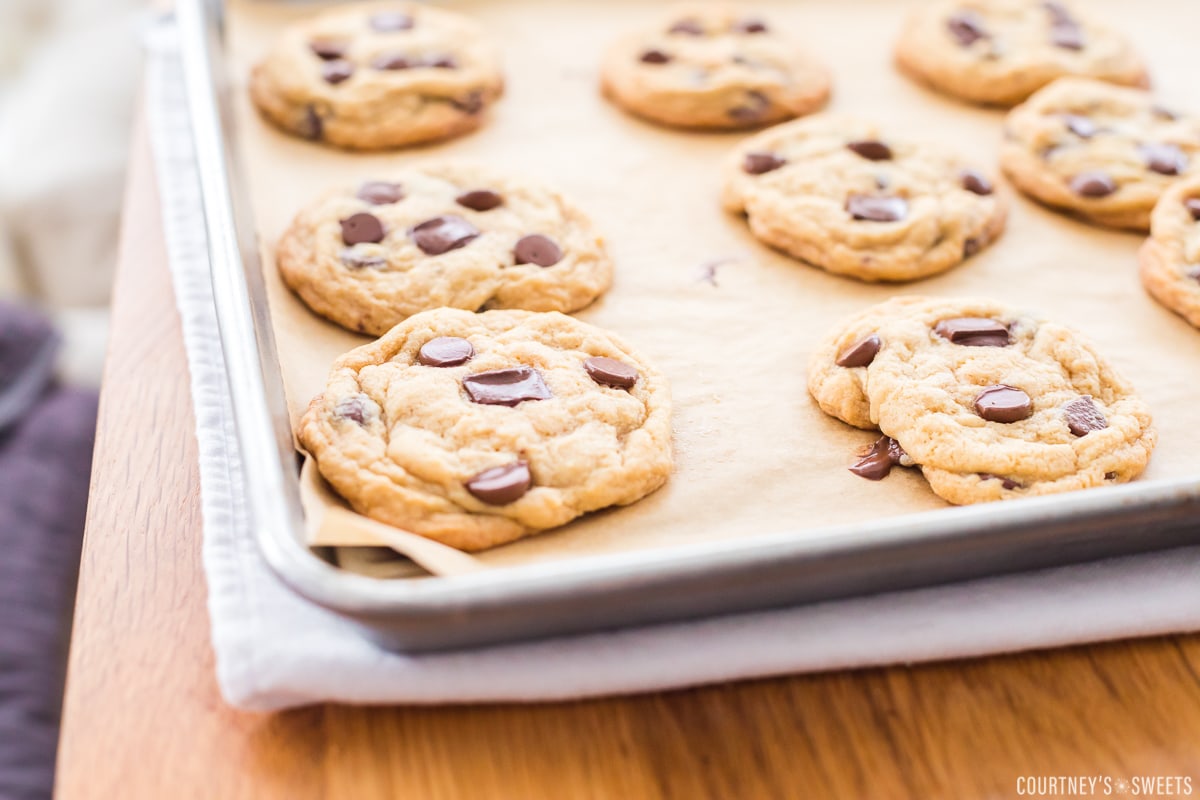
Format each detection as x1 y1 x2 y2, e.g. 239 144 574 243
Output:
226 0 1200 571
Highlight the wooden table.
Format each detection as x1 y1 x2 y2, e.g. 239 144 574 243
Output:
55 115 1200 800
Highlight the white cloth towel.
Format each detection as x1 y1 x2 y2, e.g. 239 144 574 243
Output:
145 21 1200 711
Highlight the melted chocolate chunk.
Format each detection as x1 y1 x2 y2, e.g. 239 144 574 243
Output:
974 385 1033 423
310 41 347 60
849 435 907 481
584 356 639 389
339 248 386 270
668 19 705 35
372 52 414 70
946 10 988 46
370 12 415 32
300 105 323 141
847 140 893 161
424 55 458 69
456 189 504 212
640 49 672 64
1070 171 1117 198
960 169 994 195
836 334 881 368
846 194 908 222
1063 395 1107 436
462 367 552 406
513 234 563 267
1186 198 1200 220
963 237 982 258
465 462 531 505
728 90 771 122
321 60 355 85
356 181 404 205
334 394 377 424
1050 22 1085 50
340 213 385 246
742 151 786 175
1139 142 1187 176
1061 114 1096 138
934 318 1011 347
732 18 769 33
979 473 1023 490
452 91 485 114
418 337 474 367
409 215 480 255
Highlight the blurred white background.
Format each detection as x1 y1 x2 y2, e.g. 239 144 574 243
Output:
0 0 143 386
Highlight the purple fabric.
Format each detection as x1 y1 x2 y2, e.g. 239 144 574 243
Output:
0 382 96 800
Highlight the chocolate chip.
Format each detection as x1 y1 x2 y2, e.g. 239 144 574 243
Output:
732 18 769 33
370 12 414 32
1105 471 1118 480
409 215 480 255
584 356 639 390
1139 142 1187 176
340 213 385 246
1063 395 1107 436
321 59 355 85
742 151 786 175
847 140 892 161
300 105 323 141
334 393 377 424
372 52 413 70
849 435 907 481
1051 22 1085 50
934 318 1011 347
513 234 563 267
979 473 1022 490
728 90 771 122
430 55 459 68
1186 198 1200 220
946 10 988 46
452 91 485 114
836 334 881 368
462 367 552 406
339 249 386 269
669 19 705 35
960 169 994 195
640 49 672 64
310 41 347 60
465 462 532 505
1061 114 1096 138
974 385 1033 423
356 181 404 205
846 194 908 222
456 189 504 212
963 237 982 258
418 337 474 367
1070 171 1117 198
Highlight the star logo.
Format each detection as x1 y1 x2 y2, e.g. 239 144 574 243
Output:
1114 778 1130 795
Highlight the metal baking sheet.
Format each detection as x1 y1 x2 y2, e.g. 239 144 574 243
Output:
179 0 1200 651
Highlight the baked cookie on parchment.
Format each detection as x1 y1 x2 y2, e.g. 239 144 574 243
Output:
277 162 613 336
723 114 1007 282
600 4 830 130
808 296 1156 505
249 3 504 150
895 0 1148 107
1138 177 1200 329
1000 78 1200 231
297 308 674 551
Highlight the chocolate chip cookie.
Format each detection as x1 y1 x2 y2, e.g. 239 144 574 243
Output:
809 297 1156 504
895 0 1148 107
297 308 674 551
1000 78 1200 230
722 115 1007 282
249 3 504 150
277 163 613 336
1138 177 1200 329
600 4 831 130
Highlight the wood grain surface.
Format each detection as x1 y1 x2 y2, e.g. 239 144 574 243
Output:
55 115 1200 800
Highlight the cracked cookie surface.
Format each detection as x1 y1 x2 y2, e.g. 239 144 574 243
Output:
895 0 1148 107
723 115 1007 282
297 309 674 551
808 297 1156 504
1138 177 1200 329
1000 78 1200 230
277 162 613 336
249 2 503 150
600 3 830 130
